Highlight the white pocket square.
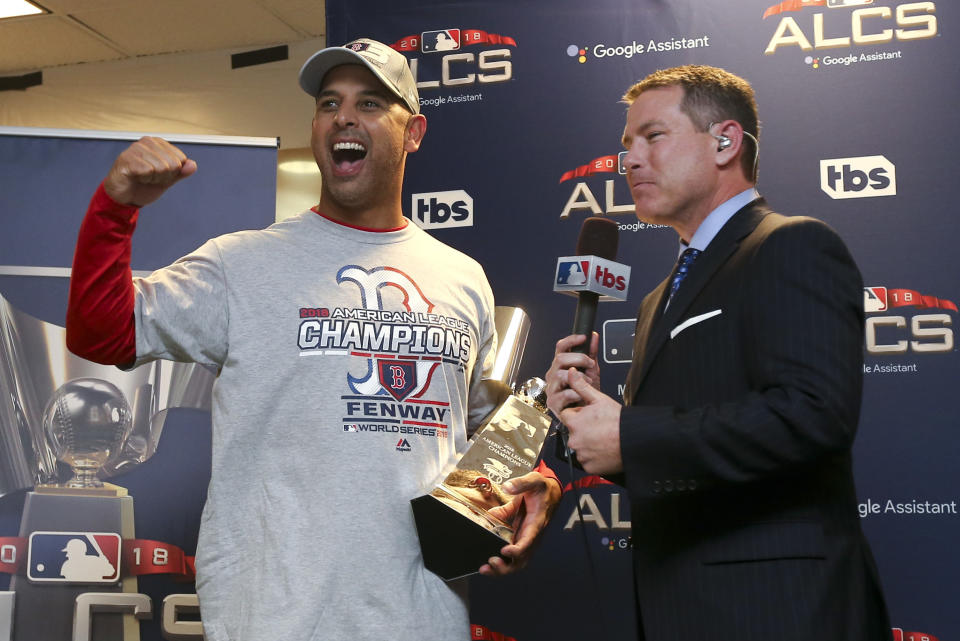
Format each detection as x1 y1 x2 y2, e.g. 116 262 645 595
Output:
671 309 722 339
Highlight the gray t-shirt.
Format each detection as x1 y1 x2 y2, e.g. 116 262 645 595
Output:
132 211 497 641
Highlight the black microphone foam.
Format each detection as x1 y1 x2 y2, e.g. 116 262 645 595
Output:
571 217 618 353
576 216 619 260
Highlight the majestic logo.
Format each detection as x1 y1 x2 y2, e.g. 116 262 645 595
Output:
411 189 474 229
820 155 896 199
396 438 412 452
27 531 121 583
864 285 957 355
763 1 938 56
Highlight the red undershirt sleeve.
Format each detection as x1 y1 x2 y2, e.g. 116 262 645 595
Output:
533 459 562 494
65 182 139 366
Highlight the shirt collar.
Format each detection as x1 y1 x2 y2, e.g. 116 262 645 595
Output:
680 187 759 256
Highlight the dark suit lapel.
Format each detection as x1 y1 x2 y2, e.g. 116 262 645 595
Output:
622 277 669 403
626 199 771 401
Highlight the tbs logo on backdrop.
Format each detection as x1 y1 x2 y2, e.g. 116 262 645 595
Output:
411 190 473 229
820 155 896 199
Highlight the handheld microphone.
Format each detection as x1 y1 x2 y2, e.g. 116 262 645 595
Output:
552 217 629 464
570 217 618 353
553 217 629 354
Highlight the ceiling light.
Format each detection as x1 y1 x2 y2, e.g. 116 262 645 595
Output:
0 0 44 20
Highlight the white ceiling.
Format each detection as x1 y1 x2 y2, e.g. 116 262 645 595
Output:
0 0 327 75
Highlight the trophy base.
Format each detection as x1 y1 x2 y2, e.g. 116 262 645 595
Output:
411 494 511 581
34 482 129 498
8 488 137 641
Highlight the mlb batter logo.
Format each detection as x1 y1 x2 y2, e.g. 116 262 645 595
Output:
378 360 419 401
421 29 461 52
556 260 589 286
27 531 121 583
864 286 888 313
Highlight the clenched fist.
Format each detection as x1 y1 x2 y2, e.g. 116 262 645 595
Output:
103 136 197 207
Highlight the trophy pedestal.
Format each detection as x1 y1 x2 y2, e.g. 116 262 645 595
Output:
411 493 512 581
9 485 137 641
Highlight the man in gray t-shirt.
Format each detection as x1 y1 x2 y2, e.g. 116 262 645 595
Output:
68 38 561 641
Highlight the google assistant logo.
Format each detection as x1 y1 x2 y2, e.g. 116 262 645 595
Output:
805 55 821 69
567 44 588 63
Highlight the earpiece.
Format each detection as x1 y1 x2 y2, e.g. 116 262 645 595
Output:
708 121 760 180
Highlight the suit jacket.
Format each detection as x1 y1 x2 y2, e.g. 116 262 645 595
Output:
618 199 890 641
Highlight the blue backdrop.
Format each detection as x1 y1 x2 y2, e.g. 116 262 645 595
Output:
1 0 956 638
328 2 954 640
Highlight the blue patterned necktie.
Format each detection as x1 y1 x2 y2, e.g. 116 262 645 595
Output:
666 247 701 307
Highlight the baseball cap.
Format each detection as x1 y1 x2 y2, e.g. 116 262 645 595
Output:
298 38 420 115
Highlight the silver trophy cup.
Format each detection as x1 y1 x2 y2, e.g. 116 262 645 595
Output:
43 378 133 488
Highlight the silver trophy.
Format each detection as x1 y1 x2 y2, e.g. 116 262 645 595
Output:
0 291 215 641
0 290 215 496
43 378 134 489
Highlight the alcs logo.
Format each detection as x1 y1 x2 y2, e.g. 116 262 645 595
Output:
864 286 957 354
390 28 515 91
411 190 473 229
820 155 895 199
763 1 938 55
558 153 635 219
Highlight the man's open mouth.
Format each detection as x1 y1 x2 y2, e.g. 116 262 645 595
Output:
332 141 367 171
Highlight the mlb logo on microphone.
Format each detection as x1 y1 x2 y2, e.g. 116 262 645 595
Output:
27 531 121 583
554 256 630 301
556 260 590 286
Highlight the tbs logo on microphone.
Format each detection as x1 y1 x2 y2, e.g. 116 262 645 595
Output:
411 189 473 229
555 255 630 300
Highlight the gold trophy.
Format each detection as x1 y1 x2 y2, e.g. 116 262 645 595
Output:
411 307 553 580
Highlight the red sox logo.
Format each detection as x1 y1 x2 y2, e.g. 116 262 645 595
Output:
337 265 439 399
377 360 419 401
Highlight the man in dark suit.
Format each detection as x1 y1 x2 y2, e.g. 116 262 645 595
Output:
545 65 891 641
